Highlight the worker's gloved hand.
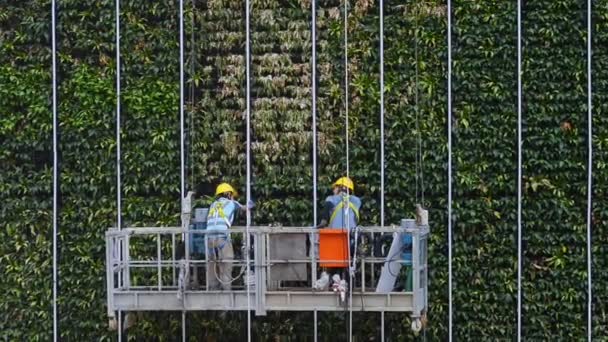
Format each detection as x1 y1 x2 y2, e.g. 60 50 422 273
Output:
316 219 327 229
246 200 255 209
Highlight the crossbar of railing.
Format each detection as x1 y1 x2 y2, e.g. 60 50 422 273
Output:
106 225 430 237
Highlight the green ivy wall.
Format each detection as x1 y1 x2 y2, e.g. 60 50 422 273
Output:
1 0 607 340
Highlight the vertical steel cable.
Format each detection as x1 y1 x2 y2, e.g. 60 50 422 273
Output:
415 2 423 205
586 0 593 340
446 0 453 340
51 0 58 340
245 0 252 340
115 1 122 340
516 0 522 340
344 0 349 178
343 1 354 340
115 0 122 231
379 0 384 229
179 0 187 339
190 0 196 191
180 0 185 206
312 0 317 231
311 0 319 290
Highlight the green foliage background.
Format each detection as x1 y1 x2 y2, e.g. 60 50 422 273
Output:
1 0 607 340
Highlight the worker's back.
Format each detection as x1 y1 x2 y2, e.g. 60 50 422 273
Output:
206 197 239 237
325 193 361 229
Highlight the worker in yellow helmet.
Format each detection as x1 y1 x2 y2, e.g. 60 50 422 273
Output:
206 182 254 290
318 176 361 229
314 177 362 291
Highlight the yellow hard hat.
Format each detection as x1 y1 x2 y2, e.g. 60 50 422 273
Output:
215 182 237 197
333 176 354 192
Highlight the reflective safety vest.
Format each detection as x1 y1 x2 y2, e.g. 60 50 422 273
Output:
326 194 361 229
206 198 238 239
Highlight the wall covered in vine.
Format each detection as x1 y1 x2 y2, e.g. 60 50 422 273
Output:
1 0 607 340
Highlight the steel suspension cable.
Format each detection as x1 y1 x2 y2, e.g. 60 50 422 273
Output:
586 0 593 340
415 2 423 205
180 0 185 206
245 0 252 340
179 0 186 339
446 0 453 340
190 0 196 191
311 1 318 221
115 1 122 341
311 0 318 288
379 0 385 229
344 0 350 179
343 1 354 340
51 0 58 339
516 0 522 340
115 0 122 232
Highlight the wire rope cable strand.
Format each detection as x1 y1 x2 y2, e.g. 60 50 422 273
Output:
179 0 187 339
51 0 59 339
115 2 123 340
311 0 319 289
516 0 523 340
379 0 385 229
312 0 318 232
115 0 122 231
189 0 196 191
446 0 453 340
414 1 424 205
245 0 253 340
342 1 355 341
586 0 593 340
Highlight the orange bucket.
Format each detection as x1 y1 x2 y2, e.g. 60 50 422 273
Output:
319 229 349 268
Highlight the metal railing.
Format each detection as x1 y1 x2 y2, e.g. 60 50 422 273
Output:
106 220 429 318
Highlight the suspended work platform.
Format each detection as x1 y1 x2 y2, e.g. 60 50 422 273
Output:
106 220 429 330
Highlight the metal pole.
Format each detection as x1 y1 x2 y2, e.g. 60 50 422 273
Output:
380 311 385 342
118 310 122 342
516 0 522 340
586 0 593 340
51 0 58 339
446 0 453 340
314 310 318 342
245 0 252 340
182 311 187 342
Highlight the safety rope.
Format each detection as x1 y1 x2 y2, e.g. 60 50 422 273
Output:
51 0 58 340
586 0 593 340
245 0 253 340
447 0 453 341
516 0 522 340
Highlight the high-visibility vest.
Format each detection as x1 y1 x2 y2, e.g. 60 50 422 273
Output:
206 198 238 237
326 194 361 229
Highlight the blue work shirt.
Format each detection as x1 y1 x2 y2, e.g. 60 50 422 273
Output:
325 193 361 229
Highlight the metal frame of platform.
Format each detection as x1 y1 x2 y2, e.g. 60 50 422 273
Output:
106 220 429 331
